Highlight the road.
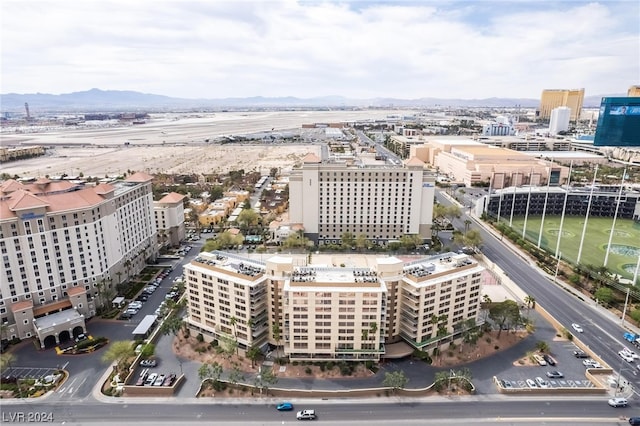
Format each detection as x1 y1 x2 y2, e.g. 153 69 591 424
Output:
436 190 640 397
0 398 631 424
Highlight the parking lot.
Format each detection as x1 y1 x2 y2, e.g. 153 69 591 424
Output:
2 366 60 380
496 339 604 391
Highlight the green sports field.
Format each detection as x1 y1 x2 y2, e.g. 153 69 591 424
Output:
504 216 640 280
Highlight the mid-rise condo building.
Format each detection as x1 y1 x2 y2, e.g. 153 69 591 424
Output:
184 251 484 361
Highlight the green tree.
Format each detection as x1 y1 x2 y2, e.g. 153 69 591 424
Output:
254 366 278 395
489 300 521 338
102 340 135 374
237 209 260 233
198 361 223 385
355 233 368 251
247 345 262 367
220 335 237 359
0 352 15 372
160 314 185 337
272 322 282 353
382 370 409 393
140 343 155 358
399 234 423 250
341 232 355 248
535 340 550 353
228 365 244 387
594 287 614 306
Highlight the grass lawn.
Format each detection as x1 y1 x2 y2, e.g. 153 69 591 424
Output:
503 216 640 280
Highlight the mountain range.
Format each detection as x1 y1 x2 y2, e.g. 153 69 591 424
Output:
0 88 622 112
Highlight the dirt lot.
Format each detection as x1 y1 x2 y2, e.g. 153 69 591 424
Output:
431 330 528 368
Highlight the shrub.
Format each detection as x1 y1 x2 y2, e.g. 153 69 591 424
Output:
494 345 500 350
305 367 312 375
319 362 326 372
326 361 335 370
210 340 218 348
196 333 204 343
485 337 492 344
292 361 299 366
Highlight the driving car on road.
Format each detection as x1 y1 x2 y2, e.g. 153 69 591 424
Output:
276 402 293 411
572 323 584 333
608 397 628 408
546 371 564 379
296 409 316 420
619 350 635 363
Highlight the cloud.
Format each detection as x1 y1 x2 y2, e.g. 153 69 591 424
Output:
1 0 637 99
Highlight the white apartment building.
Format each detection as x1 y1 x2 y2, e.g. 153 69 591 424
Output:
184 251 484 361
289 153 435 245
549 106 571 136
154 192 186 248
0 173 157 347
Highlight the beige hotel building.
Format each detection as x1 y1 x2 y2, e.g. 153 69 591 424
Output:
184 251 484 361
0 173 157 348
289 153 435 245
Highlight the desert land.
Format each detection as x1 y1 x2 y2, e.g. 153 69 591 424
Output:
1 110 415 177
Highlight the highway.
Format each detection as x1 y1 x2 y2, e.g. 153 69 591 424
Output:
436 190 640 397
1 398 631 424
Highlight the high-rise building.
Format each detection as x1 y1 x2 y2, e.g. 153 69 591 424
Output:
549 106 571 135
628 85 640 97
0 173 157 347
183 251 484 361
289 153 435 245
594 97 640 147
538 89 585 122
154 192 186 248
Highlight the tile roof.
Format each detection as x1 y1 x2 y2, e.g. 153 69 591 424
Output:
125 172 154 183
302 153 321 163
158 192 186 204
11 300 33 312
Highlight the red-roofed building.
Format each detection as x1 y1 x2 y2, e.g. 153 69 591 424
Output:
0 175 157 346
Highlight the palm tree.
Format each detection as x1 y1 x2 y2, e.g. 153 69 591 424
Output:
463 219 472 236
229 316 239 356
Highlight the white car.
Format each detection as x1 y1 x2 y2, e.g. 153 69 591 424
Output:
571 323 584 333
535 377 549 388
622 348 639 359
583 359 602 368
526 378 537 388
619 350 635 363
608 397 628 407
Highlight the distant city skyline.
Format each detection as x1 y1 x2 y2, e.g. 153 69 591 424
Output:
2 1 638 100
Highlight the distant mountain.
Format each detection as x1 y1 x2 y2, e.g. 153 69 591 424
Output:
0 88 623 112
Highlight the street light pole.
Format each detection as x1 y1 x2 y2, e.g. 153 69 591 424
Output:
621 286 631 327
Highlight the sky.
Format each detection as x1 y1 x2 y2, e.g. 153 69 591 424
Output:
1 0 638 100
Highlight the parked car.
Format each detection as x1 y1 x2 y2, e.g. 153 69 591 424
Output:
629 416 640 425
573 350 588 358
136 370 148 386
125 308 139 316
608 397 628 407
296 409 316 420
571 323 584 333
535 377 550 388
75 333 87 343
140 359 157 367
546 371 564 379
163 373 177 386
144 373 158 386
153 374 165 386
526 379 537 388
543 354 556 366
276 402 294 411
128 301 143 310
583 359 602 368
533 354 547 366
